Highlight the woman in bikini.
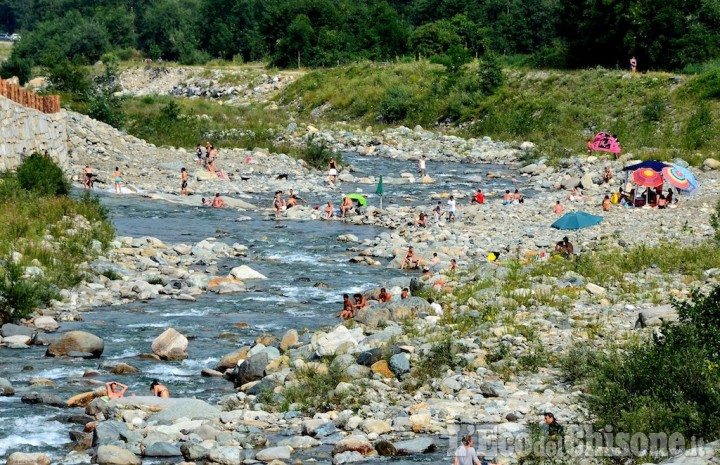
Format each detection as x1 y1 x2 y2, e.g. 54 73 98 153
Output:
150 380 170 398
272 192 286 217
114 167 122 194
328 158 338 184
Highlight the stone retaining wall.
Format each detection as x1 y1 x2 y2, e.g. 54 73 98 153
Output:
0 94 68 171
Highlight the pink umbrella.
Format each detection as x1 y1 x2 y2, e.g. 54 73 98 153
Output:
632 168 663 187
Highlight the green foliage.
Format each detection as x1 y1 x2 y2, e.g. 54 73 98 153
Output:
278 363 359 414
294 137 342 170
432 45 472 75
411 336 462 386
642 94 666 123
87 63 125 127
16 156 70 197
0 257 57 324
580 286 720 441
477 52 504 95
380 86 413 122
683 102 713 150
711 200 720 242
0 53 31 84
45 59 91 94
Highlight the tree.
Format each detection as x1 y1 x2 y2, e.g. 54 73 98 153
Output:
477 51 504 94
409 20 461 57
275 14 314 68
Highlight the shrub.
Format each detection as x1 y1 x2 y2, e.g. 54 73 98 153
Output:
0 54 33 84
477 52 504 95
584 286 720 442
642 94 666 122
711 200 720 242
16 156 70 197
379 86 412 122
0 258 56 324
683 102 713 149
295 137 342 170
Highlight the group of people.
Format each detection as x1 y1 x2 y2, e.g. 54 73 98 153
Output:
105 380 170 399
82 165 124 194
340 287 411 319
196 142 219 174
270 189 303 216
201 193 225 208
502 189 524 205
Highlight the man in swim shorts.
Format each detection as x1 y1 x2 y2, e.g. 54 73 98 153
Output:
114 167 122 194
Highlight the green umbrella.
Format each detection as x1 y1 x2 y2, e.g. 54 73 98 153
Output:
375 176 384 208
346 193 367 206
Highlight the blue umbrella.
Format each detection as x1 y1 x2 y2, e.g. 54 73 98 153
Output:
551 211 604 230
622 160 670 172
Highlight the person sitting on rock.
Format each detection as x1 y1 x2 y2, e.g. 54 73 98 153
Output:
150 380 170 398
286 195 297 209
353 293 368 311
400 288 409 299
512 189 524 203
554 237 574 257
471 189 485 204
401 246 421 270
378 287 392 303
211 193 225 208
324 201 335 220
340 194 353 218
340 294 355 319
449 258 459 271
566 187 586 202
502 190 512 204
554 200 563 215
416 212 427 227
603 167 613 184
201 197 212 207
105 381 128 399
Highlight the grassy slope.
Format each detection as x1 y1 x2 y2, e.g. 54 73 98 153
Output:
0 42 12 62
280 61 720 164
116 60 720 165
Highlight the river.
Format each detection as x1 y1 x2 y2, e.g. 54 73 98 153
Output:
0 154 517 464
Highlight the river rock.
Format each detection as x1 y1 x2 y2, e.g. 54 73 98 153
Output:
151 328 188 361
1 323 35 338
0 377 15 396
361 419 392 435
385 297 430 320
375 440 396 456
332 435 374 455
389 353 410 374
370 360 394 378
315 326 360 356
93 420 130 446
233 351 268 386
333 451 365 464
217 347 250 371
3 335 32 345
394 437 436 454
703 158 720 170
32 316 59 331
6 453 51 465
143 442 183 457
585 283 606 295
229 265 267 280
255 446 293 461
21 392 65 407
148 398 221 422
354 305 390 328
208 446 241 465
46 331 104 358
93 445 141 465
280 329 299 351
277 435 321 449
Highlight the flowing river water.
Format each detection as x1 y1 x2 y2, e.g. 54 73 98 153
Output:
0 154 519 464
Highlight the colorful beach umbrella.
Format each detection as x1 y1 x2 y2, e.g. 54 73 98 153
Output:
662 165 698 191
632 168 663 187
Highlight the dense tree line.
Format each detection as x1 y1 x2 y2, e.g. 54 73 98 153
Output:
2 0 720 81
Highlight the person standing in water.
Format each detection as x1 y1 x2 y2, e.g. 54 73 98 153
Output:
150 380 170 398
114 167 122 194
181 167 188 195
418 154 427 177
328 158 338 185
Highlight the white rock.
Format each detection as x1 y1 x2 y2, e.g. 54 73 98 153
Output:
229 265 267 280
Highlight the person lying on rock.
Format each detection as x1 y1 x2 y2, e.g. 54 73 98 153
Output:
105 382 129 399
150 380 170 398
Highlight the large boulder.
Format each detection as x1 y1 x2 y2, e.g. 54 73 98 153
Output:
354 305 390 328
46 331 104 358
33 316 59 331
7 453 51 465
216 347 250 371
703 158 720 170
255 446 293 462
232 351 269 387
332 435 374 455
1 323 35 338
314 326 361 356
0 377 15 396
385 297 430 321
393 437 436 454
151 328 188 361
229 265 267 280
148 398 221 423
93 445 141 465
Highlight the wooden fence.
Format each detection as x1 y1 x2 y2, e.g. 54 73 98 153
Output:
0 78 60 113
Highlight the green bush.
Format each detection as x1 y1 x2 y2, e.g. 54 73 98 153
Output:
16 156 70 197
477 52 504 95
294 137 342 170
0 54 33 84
583 286 720 441
642 94 666 122
683 102 713 149
0 258 57 324
380 86 413 122
711 200 720 241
